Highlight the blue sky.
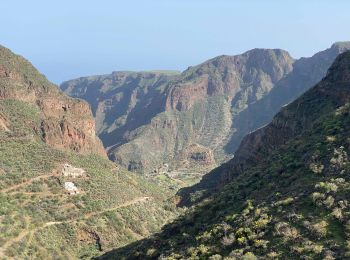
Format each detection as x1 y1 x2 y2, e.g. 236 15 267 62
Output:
1 0 349 84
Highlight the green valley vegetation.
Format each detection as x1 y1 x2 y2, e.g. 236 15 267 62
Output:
100 52 350 259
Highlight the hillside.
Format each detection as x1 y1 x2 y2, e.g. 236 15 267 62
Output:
61 43 350 183
0 45 178 259
101 51 350 259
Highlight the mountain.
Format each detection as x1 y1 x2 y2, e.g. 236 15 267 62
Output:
225 42 350 153
0 45 178 259
61 43 350 183
61 49 295 177
101 51 350 259
178 42 350 205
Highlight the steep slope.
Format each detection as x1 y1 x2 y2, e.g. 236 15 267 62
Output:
101 51 350 260
225 41 350 153
0 45 178 259
62 49 295 177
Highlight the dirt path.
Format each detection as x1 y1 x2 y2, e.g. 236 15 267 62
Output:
0 196 152 257
0 172 58 193
44 196 152 226
83 196 151 219
8 191 61 197
0 217 31 259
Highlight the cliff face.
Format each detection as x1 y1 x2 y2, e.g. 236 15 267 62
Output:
166 49 294 111
102 51 350 260
235 47 350 167
62 43 350 177
225 42 350 153
0 45 106 157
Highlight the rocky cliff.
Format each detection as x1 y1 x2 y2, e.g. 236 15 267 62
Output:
0 45 106 156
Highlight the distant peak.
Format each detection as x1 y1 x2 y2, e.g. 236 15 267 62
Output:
111 70 180 76
201 48 294 67
325 51 350 82
243 48 291 56
331 41 350 52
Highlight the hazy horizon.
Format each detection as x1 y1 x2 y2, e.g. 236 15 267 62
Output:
1 0 350 84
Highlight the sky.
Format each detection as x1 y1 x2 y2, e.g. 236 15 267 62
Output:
1 0 350 84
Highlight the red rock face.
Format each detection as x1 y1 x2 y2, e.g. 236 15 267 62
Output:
165 77 210 111
40 119 105 156
38 97 106 157
0 45 107 157
165 50 294 112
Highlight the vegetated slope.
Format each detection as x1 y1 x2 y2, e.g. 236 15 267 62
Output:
0 45 178 259
101 51 350 259
62 43 350 182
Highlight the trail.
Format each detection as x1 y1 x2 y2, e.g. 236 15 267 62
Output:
8 191 61 197
0 172 57 193
0 218 31 259
44 196 152 226
0 196 152 257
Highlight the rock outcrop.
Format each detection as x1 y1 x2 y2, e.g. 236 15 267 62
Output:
181 144 215 166
0 45 106 157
